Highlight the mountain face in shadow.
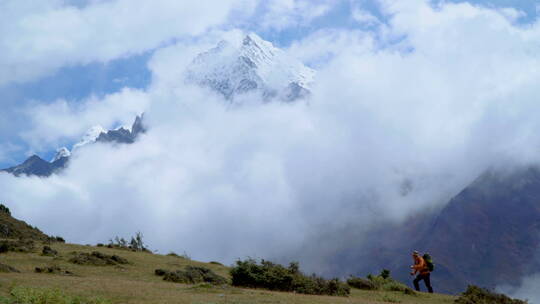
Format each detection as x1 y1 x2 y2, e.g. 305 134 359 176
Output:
416 167 540 293
1 155 69 177
338 166 540 294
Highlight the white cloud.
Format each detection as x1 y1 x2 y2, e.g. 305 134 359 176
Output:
498 274 540 303
2 0 540 277
287 29 375 67
257 0 334 30
352 8 381 26
0 0 257 86
20 88 150 151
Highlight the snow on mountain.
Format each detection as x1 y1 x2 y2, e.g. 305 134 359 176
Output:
185 33 315 102
72 125 106 150
2 116 146 177
51 147 71 162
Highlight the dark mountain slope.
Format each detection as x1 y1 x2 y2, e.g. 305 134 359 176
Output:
333 166 540 294
2 155 68 177
96 115 145 144
0 204 49 241
416 167 540 293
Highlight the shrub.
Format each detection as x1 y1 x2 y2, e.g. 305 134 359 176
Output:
129 231 146 251
0 204 11 216
347 276 376 290
34 265 74 276
230 259 350 296
107 232 151 252
42 246 58 257
69 251 129 266
455 285 527 304
48 236 65 243
155 266 227 285
0 239 35 253
347 272 415 296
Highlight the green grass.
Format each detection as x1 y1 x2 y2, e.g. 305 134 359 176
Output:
1 286 110 304
0 241 456 304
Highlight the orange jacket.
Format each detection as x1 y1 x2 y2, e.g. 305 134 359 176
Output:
412 256 429 275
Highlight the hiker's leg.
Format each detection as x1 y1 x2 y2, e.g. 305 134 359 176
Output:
424 273 433 293
413 275 421 291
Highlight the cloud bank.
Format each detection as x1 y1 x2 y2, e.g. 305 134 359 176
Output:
0 0 256 86
1 1 540 290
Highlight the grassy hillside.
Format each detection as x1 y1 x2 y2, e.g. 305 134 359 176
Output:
0 241 457 304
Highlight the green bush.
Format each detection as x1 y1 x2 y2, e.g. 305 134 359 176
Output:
107 232 151 253
0 239 35 253
155 266 227 285
0 204 11 216
380 269 391 279
69 251 128 266
42 246 58 257
47 236 65 243
230 259 350 296
35 265 74 276
455 285 527 304
347 272 415 296
7 286 110 304
347 276 376 290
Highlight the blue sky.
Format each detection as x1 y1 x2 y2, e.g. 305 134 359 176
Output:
0 0 538 168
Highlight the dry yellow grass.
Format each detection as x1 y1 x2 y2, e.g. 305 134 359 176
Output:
0 242 456 304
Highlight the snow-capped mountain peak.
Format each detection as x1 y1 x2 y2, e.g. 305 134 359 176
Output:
72 125 106 150
51 147 71 162
185 33 315 102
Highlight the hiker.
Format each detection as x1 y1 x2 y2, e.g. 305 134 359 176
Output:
410 250 433 293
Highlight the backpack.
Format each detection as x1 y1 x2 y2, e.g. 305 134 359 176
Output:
423 253 435 272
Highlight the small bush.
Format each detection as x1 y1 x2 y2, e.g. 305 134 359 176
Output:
0 239 35 253
156 266 227 285
69 251 128 266
0 204 11 216
42 246 58 257
8 286 110 304
347 272 415 296
47 236 65 243
35 265 74 276
107 232 150 253
230 259 350 296
455 285 527 304
347 276 376 290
